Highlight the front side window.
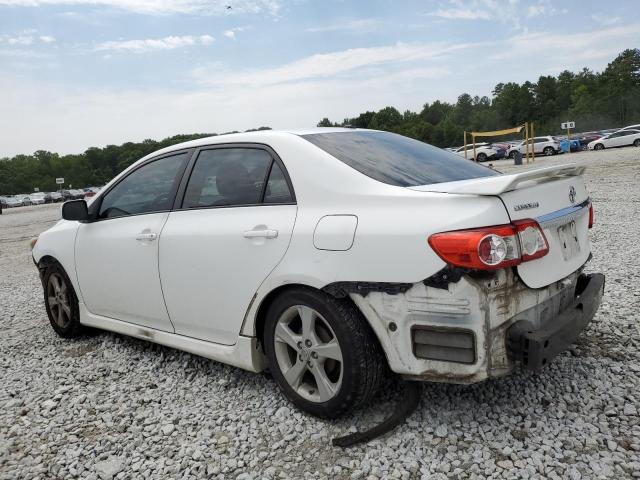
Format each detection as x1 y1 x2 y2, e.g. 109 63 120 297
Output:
98 152 188 219
302 131 497 187
183 148 273 208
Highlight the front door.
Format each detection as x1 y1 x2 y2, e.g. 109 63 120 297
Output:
75 152 190 331
159 146 297 345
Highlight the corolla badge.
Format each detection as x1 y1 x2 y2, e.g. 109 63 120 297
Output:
514 202 539 211
569 186 576 204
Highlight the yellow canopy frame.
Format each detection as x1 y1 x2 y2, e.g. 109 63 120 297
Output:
464 123 535 164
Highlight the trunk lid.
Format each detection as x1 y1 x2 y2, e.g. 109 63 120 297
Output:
411 164 591 288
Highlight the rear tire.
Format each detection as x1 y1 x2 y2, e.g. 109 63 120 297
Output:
263 288 385 419
43 263 83 338
594 143 604 151
634 139 640 147
476 153 488 162
543 146 554 156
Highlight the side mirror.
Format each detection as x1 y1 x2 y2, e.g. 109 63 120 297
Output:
62 199 89 221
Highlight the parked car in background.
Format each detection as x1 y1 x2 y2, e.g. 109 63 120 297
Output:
60 190 75 201
588 129 640 150
29 192 46 205
557 137 581 153
599 128 619 136
2 196 23 208
45 191 63 203
508 136 560 158
453 143 502 162
576 132 603 148
83 187 101 198
18 194 32 206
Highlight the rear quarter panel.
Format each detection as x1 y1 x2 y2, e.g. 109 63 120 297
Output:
241 135 511 335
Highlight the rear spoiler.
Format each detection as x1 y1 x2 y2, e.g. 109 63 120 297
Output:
410 164 586 195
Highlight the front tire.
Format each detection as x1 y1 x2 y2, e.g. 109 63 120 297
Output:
43 263 83 338
594 143 605 151
264 288 385 419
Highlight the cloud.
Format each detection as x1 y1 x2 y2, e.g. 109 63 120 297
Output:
95 34 215 53
0 0 282 16
0 30 57 46
192 42 468 88
429 8 490 20
222 26 249 40
591 13 621 26
527 0 557 18
305 18 381 34
6 35 34 45
490 23 640 63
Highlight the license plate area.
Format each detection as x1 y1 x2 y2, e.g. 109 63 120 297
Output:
557 220 580 260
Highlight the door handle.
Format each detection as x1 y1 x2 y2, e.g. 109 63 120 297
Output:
136 232 158 241
243 229 278 239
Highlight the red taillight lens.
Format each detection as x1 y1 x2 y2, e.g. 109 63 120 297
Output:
428 220 548 270
588 202 594 229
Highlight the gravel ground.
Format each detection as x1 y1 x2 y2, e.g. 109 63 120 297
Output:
1 147 639 480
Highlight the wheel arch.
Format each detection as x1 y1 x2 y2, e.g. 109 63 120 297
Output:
37 254 61 279
253 283 323 349
251 283 386 363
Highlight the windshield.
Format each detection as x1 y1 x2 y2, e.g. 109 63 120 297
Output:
302 131 498 187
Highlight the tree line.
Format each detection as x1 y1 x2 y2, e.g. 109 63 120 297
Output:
1 49 638 195
0 128 271 195
319 49 640 148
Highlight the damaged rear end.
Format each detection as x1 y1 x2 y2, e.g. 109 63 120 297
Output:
351 164 604 383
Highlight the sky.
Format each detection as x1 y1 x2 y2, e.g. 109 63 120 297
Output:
0 0 638 156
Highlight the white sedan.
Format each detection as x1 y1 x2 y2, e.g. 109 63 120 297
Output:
32 129 604 418
452 143 499 162
588 129 640 150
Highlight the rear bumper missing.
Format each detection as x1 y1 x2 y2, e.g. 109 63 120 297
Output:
349 267 605 383
506 273 605 370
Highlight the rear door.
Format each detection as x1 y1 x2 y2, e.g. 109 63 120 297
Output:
159 145 297 345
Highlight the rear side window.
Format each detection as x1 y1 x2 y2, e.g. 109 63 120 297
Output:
302 131 498 187
183 148 273 208
264 162 293 203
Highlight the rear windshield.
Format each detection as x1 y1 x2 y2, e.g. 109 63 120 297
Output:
302 131 498 187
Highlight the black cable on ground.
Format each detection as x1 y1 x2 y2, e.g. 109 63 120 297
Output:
332 381 422 448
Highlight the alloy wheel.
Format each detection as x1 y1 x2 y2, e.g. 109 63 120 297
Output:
273 305 343 403
47 273 71 329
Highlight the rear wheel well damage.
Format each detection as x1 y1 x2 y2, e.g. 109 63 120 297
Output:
253 283 386 362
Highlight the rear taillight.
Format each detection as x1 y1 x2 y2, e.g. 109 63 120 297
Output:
428 220 549 270
588 202 594 229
